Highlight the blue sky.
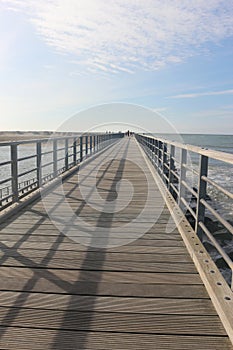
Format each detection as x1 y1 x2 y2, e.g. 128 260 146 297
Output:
0 0 233 133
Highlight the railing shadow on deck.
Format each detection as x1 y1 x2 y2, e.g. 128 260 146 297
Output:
0 139 129 348
51 141 129 349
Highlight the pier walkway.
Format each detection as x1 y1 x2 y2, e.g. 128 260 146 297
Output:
0 137 232 349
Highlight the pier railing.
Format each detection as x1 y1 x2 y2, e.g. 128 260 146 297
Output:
136 133 233 288
0 133 123 209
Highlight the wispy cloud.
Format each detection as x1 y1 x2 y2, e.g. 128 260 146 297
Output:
152 107 167 113
2 0 233 74
169 89 233 99
188 108 233 120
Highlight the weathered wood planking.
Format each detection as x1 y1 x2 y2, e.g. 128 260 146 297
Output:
0 328 232 350
0 137 232 349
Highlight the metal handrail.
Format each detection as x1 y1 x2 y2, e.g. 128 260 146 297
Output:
136 133 233 289
0 132 124 208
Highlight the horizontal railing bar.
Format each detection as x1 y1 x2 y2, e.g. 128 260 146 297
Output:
202 176 233 200
18 154 37 162
0 160 11 167
199 221 233 270
170 183 179 195
173 158 181 165
18 168 37 178
57 157 65 162
182 163 199 175
0 193 12 203
201 199 233 235
170 169 180 179
0 177 12 186
181 180 198 198
181 197 197 219
41 150 53 156
163 163 169 170
41 161 54 168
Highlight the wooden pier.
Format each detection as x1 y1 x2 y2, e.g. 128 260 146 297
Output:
0 137 232 349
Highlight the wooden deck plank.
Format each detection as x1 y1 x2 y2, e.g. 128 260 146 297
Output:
0 308 226 335
0 267 202 284
0 328 231 350
0 292 216 315
0 258 197 273
0 250 192 262
0 279 209 298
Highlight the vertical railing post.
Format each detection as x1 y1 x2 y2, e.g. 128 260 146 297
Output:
178 148 187 209
161 142 165 179
90 135 92 153
149 138 153 159
155 139 159 168
36 141 42 187
65 138 69 170
168 145 175 193
11 143 18 202
195 155 209 240
163 142 168 165
80 136 83 162
93 135 96 151
95 135 97 151
152 138 156 165
85 135 88 156
53 139 57 178
163 142 168 184
158 141 163 174
73 137 77 165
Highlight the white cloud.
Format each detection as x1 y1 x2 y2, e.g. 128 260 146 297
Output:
189 108 233 119
2 0 233 74
152 107 167 113
169 89 233 98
